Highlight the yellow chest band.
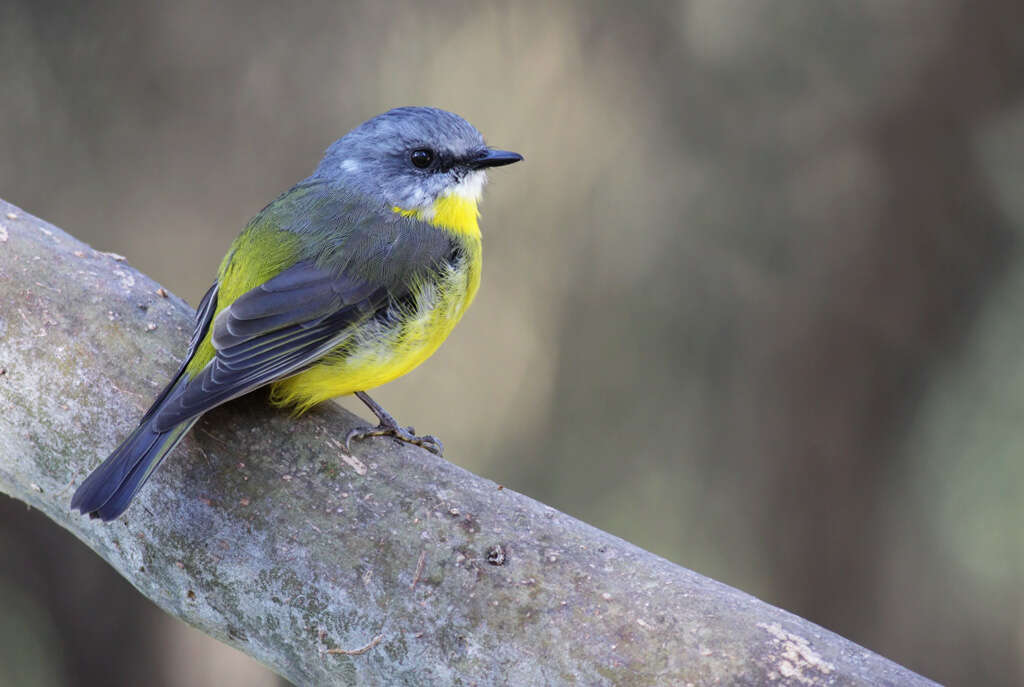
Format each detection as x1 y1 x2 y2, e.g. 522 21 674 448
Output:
393 193 481 239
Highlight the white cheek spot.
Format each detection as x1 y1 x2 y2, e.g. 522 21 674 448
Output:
449 170 487 201
340 159 360 173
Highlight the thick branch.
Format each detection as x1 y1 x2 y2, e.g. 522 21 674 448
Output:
0 199 934 686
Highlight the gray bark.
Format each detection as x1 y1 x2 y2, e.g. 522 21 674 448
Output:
0 198 936 686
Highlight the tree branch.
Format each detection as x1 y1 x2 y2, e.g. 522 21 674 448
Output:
0 198 935 686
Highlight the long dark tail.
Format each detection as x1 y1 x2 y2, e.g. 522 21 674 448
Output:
71 377 199 521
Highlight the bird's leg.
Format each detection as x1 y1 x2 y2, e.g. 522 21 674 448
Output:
344 391 444 456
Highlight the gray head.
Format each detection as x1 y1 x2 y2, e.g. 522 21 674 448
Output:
314 107 522 212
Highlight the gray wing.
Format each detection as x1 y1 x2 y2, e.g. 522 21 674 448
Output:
151 261 389 430
139 282 220 424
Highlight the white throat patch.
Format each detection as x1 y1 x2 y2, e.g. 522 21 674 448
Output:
448 170 488 202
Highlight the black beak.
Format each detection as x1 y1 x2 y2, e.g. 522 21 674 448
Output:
468 148 523 170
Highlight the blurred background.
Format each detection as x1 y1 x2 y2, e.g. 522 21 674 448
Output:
1 1 1022 685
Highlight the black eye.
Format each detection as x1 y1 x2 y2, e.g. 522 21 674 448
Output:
410 148 434 169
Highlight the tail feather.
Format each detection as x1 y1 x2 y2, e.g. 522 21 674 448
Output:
72 378 199 520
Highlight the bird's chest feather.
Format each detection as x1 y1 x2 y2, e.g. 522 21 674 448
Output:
380 253 479 362
274 239 481 405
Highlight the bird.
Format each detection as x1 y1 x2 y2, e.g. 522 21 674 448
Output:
71 106 522 521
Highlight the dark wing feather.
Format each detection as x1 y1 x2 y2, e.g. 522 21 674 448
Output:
139 282 219 424
151 262 388 430
189 282 221 359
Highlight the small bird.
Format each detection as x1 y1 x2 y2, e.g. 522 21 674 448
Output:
71 107 522 520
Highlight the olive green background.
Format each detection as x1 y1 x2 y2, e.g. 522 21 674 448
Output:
1 1 1022 685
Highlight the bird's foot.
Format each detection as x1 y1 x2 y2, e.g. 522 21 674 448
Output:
344 422 443 455
345 390 444 455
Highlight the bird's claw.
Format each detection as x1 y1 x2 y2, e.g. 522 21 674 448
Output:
344 423 444 456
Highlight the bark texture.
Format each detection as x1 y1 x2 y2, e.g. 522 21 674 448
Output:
0 199 936 686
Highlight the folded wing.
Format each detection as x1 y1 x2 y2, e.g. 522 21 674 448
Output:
152 261 389 430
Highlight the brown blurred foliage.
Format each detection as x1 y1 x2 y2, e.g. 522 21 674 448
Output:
2 1 1023 685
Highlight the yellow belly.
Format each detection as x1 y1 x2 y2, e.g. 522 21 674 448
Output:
268 248 480 414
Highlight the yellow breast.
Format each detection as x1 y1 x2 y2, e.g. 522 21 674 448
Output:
269 190 483 413
391 192 481 241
